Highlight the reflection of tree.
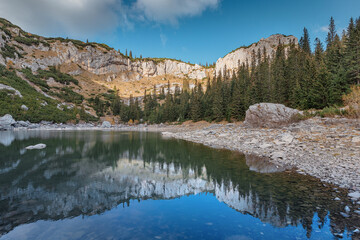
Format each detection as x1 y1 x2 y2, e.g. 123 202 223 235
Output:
0 131 358 238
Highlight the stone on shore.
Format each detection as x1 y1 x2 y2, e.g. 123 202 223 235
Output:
349 192 360 200
25 143 46 150
21 105 29 111
101 121 112 128
245 103 302 128
0 114 16 130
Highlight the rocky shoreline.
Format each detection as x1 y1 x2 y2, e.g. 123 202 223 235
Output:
162 117 360 192
1 113 360 193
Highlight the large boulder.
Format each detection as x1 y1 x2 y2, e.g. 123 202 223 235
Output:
0 114 16 130
101 121 112 128
244 103 302 128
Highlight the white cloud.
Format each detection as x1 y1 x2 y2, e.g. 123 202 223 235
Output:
0 0 126 38
160 33 168 46
135 0 220 24
320 26 329 33
0 0 220 37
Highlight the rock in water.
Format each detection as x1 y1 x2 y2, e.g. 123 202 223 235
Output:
0 114 16 130
244 103 302 128
101 121 111 128
25 144 46 150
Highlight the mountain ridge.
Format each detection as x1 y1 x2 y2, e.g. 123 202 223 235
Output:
0 17 298 122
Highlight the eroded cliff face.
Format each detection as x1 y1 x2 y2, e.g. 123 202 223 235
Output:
0 28 208 81
1 18 300 100
215 34 298 76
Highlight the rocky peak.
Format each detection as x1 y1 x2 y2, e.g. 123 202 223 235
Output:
215 34 298 76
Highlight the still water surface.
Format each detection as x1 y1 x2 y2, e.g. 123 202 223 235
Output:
0 131 359 239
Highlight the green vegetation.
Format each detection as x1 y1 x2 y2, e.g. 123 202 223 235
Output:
1 44 22 59
0 65 95 123
20 68 50 90
0 65 74 122
14 36 41 46
38 66 79 85
46 37 113 51
316 107 347 118
107 16 360 124
52 87 84 104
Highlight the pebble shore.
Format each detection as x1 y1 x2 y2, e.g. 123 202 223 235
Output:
162 118 360 191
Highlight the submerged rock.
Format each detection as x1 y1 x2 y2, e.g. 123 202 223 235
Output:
244 103 302 128
25 143 47 150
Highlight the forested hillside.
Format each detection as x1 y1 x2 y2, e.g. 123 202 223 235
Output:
108 17 360 123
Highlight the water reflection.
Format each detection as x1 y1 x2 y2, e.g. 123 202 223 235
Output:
0 131 359 239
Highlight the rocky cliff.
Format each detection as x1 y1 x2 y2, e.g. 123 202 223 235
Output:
0 18 210 101
215 34 298 76
0 19 207 81
0 17 300 121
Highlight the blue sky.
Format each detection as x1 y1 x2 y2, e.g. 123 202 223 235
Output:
0 0 359 64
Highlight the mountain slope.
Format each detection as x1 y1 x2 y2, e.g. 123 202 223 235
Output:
215 34 298 76
0 17 298 122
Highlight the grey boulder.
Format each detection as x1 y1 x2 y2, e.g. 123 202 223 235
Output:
101 121 112 128
0 114 16 130
245 103 302 128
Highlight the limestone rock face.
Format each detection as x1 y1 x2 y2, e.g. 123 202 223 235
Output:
244 103 302 128
215 34 298 76
10 39 207 80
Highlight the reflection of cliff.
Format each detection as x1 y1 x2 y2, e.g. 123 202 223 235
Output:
0 131 358 238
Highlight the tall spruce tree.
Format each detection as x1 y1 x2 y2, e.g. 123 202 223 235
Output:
300 27 311 55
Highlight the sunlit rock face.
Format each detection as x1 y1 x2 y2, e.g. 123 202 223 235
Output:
0 29 208 81
215 34 298 76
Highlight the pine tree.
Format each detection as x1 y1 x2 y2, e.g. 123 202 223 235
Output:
111 94 122 115
179 90 190 121
300 27 311 55
271 41 287 103
345 18 360 85
312 38 330 108
327 34 347 105
326 17 336 48
212 77 224 121
190 84 202 121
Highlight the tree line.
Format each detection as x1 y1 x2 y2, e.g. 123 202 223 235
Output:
106 16 359 123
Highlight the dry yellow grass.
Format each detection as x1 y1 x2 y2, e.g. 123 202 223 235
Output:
343 85 360 118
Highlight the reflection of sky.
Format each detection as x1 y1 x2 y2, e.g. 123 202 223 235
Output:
1 194 343 240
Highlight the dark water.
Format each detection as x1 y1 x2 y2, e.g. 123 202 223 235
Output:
0 131 359 240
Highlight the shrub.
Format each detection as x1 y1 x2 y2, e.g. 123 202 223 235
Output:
38 66 79 85
343 85 360 118
20 68 50 89
53 87 84 104
0 65 79 123
316 106 347 118
1 44 22 59
14 36 41 46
